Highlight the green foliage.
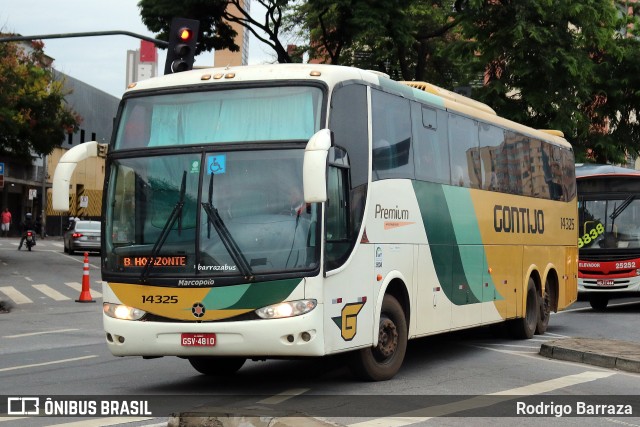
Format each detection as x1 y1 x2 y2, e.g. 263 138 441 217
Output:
138 0 237 55
136 0 640 164
291 0 463 84
138 0 295 63
0 41 81 162
451 0 639 163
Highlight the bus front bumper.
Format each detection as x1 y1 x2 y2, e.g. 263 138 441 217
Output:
578 276 640 295
103 305 325 358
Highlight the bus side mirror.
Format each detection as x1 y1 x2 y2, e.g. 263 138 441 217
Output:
303 129 332 203
52 141 98 211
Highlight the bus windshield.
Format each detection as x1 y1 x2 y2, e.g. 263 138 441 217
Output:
114 86 323 149
578 197 640 250
104 149 319 280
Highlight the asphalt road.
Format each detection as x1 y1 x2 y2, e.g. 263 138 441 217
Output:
0 237 639 427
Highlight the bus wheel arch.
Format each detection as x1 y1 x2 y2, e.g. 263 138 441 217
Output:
349 278 409 381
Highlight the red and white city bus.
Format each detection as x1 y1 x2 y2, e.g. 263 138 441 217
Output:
577 163 640 310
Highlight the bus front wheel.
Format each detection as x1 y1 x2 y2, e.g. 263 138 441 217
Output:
188 356 246 376
348 294 407 381
509 278 539 339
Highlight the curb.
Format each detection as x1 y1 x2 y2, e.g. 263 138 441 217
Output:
540 338 640 374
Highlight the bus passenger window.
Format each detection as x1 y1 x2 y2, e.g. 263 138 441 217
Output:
448 114 480 189
371 89 413 180
412 103 449 184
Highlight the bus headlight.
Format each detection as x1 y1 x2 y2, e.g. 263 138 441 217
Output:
103 303 146 320
255 299 317 319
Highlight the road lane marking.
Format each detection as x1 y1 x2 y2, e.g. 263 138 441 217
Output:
33 284 71 301
347 371 614 427
3 328 79 339
257 388 310 404
43 417 154 426
65 282 102 298
0 355 98 372
0 286 33 304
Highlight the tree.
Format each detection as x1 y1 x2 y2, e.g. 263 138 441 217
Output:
290 0 464 84
138 0 295 63
451 0 639 163
0 40 81 162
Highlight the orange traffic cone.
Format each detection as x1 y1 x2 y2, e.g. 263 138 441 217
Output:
76 252 96 303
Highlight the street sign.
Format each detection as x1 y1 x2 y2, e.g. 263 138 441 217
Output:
0 162 4 175
28 189 37 200
79 196 89 208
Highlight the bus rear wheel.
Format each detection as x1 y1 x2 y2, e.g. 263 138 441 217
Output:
349 294 407 381
188 356 246 376
535 280 553 335
509 278 539 339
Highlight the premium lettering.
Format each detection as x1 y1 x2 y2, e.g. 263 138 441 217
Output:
375 204 409 220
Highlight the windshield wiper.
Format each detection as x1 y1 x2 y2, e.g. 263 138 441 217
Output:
201 172 254 280
610 195 635 221
140 171 187 283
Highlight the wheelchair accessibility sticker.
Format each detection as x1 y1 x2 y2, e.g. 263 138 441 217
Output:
207 155 226 174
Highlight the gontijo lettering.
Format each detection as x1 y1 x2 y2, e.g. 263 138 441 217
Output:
494 205 545 234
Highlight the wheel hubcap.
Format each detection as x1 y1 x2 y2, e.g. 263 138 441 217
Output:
376 318 398 359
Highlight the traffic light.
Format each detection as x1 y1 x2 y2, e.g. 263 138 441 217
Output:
164 17 200 74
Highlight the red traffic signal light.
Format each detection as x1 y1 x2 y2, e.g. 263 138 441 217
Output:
178 27 193 42
164 18 199 74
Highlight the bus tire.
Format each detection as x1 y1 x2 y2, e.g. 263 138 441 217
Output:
509 278 538 339
535 280 553 335
188 356 246 376
589 296 609 311
348 294 407 381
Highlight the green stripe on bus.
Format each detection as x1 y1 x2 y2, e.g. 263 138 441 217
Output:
201 278 301 310
413 181 500 304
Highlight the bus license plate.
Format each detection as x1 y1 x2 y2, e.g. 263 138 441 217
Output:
596 279 615 286
181 333 216 346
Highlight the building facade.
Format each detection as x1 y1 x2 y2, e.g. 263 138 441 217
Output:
0 71 119 237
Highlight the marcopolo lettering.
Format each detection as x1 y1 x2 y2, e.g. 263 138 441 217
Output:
493 205 545 234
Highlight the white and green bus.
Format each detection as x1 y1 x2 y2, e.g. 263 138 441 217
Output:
53 64 578 381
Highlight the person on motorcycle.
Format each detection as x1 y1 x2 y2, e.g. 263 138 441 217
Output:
18 213 36 250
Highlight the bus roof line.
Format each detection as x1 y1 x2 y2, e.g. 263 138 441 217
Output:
400 81 497 116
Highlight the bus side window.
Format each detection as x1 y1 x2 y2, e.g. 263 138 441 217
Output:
371 89 413 180
413 103 450 184
478 123 505 191
448 114 480 188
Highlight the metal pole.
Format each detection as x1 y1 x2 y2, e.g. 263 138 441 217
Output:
41 154 47 238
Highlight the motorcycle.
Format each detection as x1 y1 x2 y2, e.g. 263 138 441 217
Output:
24 230 36 251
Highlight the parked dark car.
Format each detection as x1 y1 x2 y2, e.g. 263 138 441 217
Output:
63 220 101 255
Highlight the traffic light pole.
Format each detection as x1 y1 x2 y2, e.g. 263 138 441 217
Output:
0 31 168 48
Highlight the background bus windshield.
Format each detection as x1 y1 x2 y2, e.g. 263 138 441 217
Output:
579 197 640 250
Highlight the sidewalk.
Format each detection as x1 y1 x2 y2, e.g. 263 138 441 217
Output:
540 338 640 373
